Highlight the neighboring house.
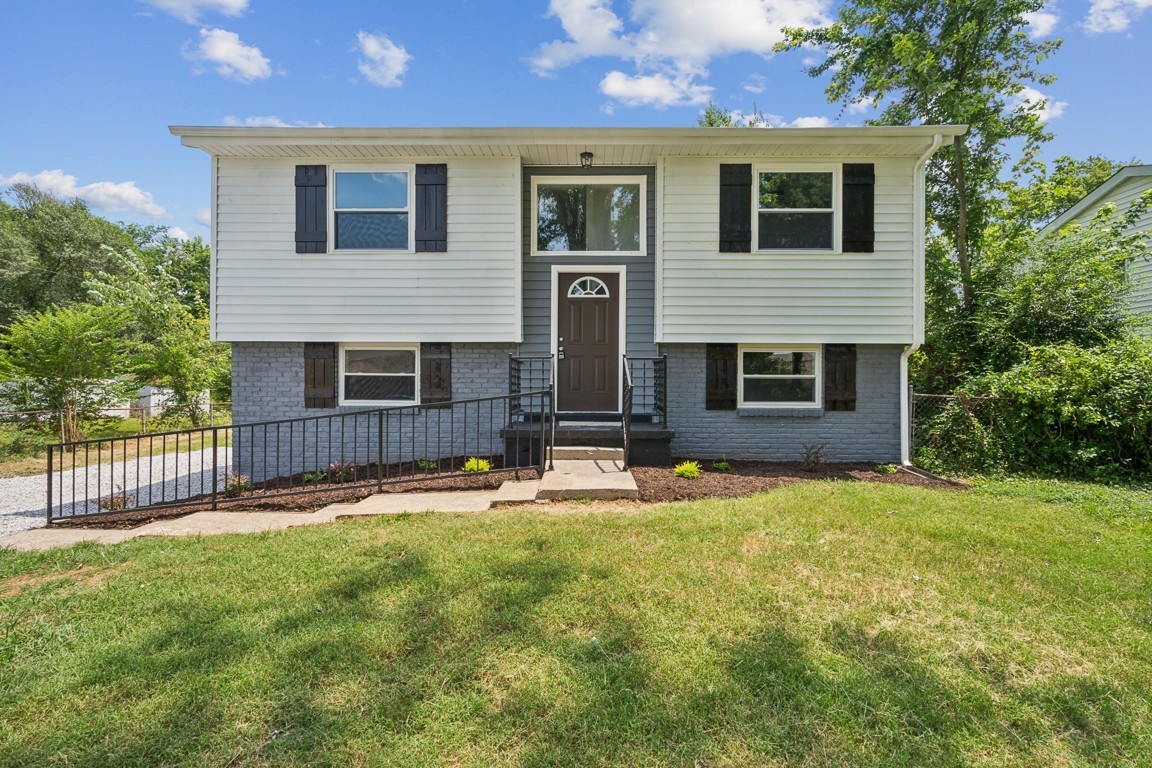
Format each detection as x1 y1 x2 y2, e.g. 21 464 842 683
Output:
1039 164 1152 319
172 125 961 469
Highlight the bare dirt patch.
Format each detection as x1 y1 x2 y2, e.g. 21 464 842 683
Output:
0 561 128 597
631 461 963 503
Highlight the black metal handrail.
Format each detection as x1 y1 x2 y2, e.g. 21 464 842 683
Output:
45 389 554 523
622 358 634 469
622 355 668 425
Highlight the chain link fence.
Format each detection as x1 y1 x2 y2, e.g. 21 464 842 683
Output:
911 392 1009 475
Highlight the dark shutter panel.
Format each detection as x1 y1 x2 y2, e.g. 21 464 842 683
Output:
304 343 337 408
842 163 875 253
420 343 452 405
295 165 327 254
824 344 857 411
705 344 738 410
415 164 447 252
719 164 752 253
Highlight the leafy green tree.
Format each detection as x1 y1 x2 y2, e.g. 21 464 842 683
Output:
777 0 1061 310
87 249 224 425
0 303 131 443
141 234 212 319
0 184 137 327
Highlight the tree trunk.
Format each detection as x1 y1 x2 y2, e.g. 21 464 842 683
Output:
953 134 973 309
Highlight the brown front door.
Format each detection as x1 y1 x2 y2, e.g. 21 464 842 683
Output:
557 272 620 412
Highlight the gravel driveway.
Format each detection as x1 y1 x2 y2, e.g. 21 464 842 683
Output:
0 448 233 539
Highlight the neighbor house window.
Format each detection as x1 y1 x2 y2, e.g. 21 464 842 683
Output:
332 170 412 250
533 176 644 255
340 345 418 405
738 345 822 408
755 170 836 250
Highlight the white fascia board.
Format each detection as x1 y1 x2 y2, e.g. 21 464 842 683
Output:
1039 165 1152 236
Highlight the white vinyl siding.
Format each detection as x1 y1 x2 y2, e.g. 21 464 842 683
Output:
658 156 917 344
213 156 521 342
1059 175 1152 318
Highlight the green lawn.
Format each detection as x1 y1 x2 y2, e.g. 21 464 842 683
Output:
1 480 1150 767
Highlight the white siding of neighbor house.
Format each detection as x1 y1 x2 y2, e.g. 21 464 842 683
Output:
657 155 919 345
213 156 521 342
1061 174 1152 318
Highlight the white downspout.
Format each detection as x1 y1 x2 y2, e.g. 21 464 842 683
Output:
901 132 944 466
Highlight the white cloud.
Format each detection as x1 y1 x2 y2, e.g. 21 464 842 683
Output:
742 74 766 94
221 115 327 127
1022 10 1060 38
532 0 830 108
187 27 272 82
599 70 712 107
847 95 875 114
356 31 411 88
1018 86 1067 120
787 115 833 127
195 207 212 226
141 0 247 23
0 169 170 219
1084 0 1152 32
167 226 190 241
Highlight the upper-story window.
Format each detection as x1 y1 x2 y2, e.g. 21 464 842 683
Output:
333 169 412 251
533 176 645 255
755 169 837 251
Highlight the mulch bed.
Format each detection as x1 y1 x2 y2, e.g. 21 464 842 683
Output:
51 459 963 530
631 460 964 503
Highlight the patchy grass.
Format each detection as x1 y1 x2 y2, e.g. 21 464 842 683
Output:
1 481 1150 766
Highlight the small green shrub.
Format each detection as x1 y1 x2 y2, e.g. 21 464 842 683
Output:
417 459 438 471
711 460 732 472
874 463 900 475
463 457 491 473
674 460 701 479
802 442 828 472
302 471 326 484
224 472 253 498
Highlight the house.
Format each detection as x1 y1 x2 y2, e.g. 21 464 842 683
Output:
1039 164 1152 320
171 125 962 471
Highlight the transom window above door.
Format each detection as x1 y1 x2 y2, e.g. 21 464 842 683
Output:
567 276 610 297
533 176 645 255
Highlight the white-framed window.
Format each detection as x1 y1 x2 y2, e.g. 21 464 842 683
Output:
331 167 414 251
532 175 645 256
339 344 419 406
754 166 838 251
738 345 822 408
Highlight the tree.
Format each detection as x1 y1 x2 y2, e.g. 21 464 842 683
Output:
0 303 131 443
777 0 1061 310
0 184 137 327
86 249 224 425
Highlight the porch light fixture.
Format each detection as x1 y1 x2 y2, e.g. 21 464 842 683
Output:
579 151 594 169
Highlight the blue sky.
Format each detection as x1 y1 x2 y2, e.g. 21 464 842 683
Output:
1 0 1149 240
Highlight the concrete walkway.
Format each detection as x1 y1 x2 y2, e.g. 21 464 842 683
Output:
0 457 639 551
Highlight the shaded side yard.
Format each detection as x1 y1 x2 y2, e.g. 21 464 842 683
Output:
0 480 1149 767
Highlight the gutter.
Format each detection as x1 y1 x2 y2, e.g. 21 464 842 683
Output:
901 132 945 466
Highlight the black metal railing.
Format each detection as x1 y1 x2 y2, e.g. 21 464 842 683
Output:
45 390 553 523
623 355 668 425
622 361 634 469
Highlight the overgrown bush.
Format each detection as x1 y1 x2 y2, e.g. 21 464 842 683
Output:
916 339 1152 479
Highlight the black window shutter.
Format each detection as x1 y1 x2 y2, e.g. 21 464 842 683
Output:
824 344 857 411
304 342 337 408
415 164 447 252
705 344 738 410
420 343 452 404
719 164 752 253
295 165 327 254
842 164 875 253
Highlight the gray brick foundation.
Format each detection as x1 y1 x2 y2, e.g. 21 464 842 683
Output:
665 344 903 462
231 342 515 481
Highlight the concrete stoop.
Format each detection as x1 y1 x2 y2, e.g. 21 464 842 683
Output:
0 461 638 551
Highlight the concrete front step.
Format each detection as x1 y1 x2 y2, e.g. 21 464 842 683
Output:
548 445 625 461
535 459 639 501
